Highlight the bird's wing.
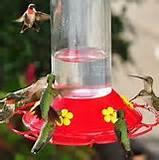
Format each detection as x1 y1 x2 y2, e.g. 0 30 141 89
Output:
35 11 50 22
115 129 121 142
32 105 42 119
48 108 60 123
14 12 26 22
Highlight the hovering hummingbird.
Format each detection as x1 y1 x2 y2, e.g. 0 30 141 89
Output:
128 75 153 93
15 3 50 33
114 110 133 160
31 74 61 154
130 89 159 115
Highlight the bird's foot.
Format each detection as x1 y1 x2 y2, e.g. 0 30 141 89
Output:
144 104 154 112
147 107 157 115
145 105 151 111
155 112 159 121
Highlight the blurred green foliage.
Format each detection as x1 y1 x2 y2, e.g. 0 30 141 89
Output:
0 0 141 160
0 0 50 91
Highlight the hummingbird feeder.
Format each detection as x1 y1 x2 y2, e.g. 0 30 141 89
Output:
8 0 158 146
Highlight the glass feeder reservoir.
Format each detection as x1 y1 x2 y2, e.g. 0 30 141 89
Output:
51 0 112 98
8 0 157 147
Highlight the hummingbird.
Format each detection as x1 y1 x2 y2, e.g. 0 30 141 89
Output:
31 74 61 154
4 75 48 105
130 89 159 115
15 3 50 33
0 74 52 125
114 110 133 160
128 75 153 93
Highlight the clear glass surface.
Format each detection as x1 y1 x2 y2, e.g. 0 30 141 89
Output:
50 0 112 98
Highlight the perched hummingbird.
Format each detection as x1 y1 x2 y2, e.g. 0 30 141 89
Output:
114 110 133 160
15 3 50 33
31 74 60 154
129 75 153 93
130 89 159 114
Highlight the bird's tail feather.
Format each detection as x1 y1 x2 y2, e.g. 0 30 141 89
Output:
31 134 52 154
48 107 60 123
31 121 53 154
31 141 45 154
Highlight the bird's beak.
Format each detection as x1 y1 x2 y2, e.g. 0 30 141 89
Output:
128 75 147 81
129 94 140 102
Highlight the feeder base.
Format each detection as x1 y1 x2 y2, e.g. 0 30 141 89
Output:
9 89 156 146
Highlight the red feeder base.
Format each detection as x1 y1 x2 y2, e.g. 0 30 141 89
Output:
8 89 157 146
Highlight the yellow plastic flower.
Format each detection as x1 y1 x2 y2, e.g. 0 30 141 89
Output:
102 107 118 124
121 95 134 109
56 109 74 126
